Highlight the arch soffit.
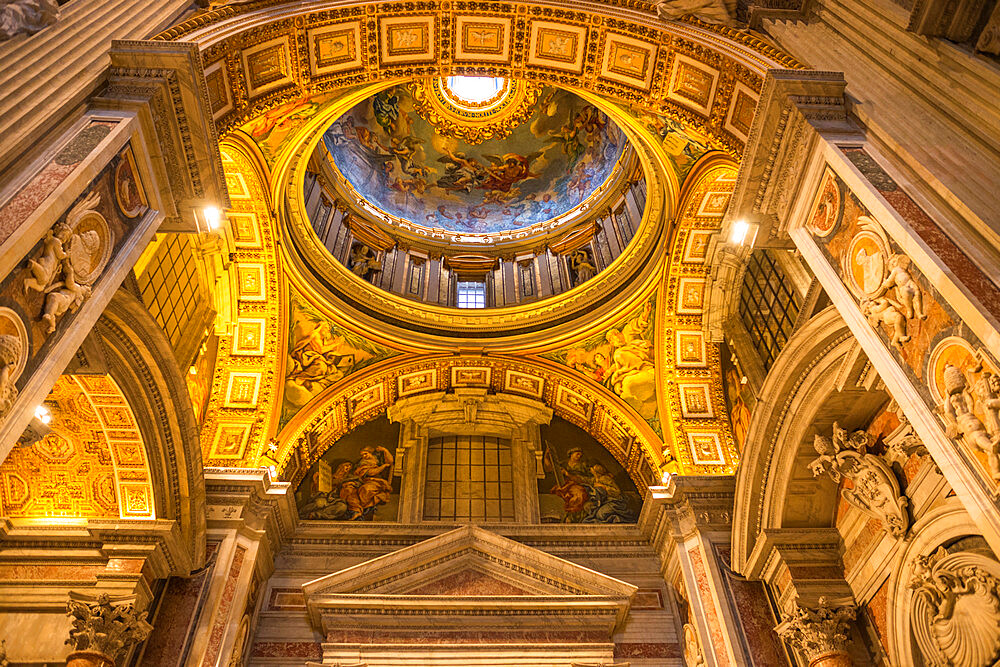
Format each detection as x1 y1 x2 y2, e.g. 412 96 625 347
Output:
95 290 208 571
0 374 152 522
732 307 862 572
274 353 664 491
161 1 801 159
655 156 741 474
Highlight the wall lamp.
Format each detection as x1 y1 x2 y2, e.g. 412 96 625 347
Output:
729 219 758 248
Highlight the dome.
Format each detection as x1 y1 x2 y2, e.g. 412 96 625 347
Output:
320 78 629 235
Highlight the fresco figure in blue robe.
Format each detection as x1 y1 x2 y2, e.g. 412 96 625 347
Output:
540 435 640 524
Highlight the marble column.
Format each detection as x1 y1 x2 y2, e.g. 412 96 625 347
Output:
178 469 296 667
648 476 748 667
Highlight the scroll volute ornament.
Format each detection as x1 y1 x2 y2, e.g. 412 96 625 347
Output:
65 593 152 667
909 546 1000 667
810 422 910 538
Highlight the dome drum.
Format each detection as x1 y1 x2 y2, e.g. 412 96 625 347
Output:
303 166 647 308
301 78 653 311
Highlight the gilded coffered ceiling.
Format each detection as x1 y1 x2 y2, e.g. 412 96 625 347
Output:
0 375 155 521
126 0 794 489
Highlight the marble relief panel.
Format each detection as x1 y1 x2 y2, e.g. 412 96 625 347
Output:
0 120 119 249
0 145 145 412
806 167 1000 489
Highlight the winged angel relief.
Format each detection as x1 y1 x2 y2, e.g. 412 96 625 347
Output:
909 546 1000 667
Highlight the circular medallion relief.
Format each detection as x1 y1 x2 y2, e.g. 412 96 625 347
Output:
927 335 979 405
67 211 112 285
807 170 841 237
0 306 29 379
845 219 889 298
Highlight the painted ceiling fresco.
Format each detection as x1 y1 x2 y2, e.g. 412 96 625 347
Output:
321 84 627 234
541 295 661 436
282 290 397 427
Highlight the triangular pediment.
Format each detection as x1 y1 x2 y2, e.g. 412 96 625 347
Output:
303 525 637 598
302 526 637 635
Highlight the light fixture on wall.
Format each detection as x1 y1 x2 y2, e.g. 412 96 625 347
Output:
729 219 758 248
203 206 222 230
34 404 51 424
18 405 52 447
258 438 280 479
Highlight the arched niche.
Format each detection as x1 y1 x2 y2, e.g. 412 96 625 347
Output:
94 289 207 572
274 354 662 501
886 500 998 666
731 306 889 576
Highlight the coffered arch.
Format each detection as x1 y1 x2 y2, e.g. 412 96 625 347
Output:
274 353 665 491
94 290 208 571
157 0 800 155
731 306 889 574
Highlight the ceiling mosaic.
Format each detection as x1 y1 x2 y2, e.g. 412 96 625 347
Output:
321 83 628 234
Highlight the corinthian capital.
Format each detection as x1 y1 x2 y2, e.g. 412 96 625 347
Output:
65 593 152 663
775 597 856 664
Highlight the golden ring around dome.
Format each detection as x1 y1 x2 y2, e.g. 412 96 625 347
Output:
410 76 542 145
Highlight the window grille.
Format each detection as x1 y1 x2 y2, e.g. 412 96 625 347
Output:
423 435 514 522
738 250 801 371
456 280 487 308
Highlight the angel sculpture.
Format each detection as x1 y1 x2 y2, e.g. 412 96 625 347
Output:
654 0 737 26
860 296 910 349
23 192 104 334
40 262 90 333
941 363 1000 480
0 0 59 40
23 221 72 293
874 254 926 320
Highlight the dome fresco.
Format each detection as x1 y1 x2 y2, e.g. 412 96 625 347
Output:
321 82 628 234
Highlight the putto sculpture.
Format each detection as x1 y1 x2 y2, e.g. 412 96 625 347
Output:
22 192 107 334
0 0 58 40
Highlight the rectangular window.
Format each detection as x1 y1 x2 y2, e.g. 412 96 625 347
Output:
738 250 801 371
456 280 486 308
424 435 515 522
